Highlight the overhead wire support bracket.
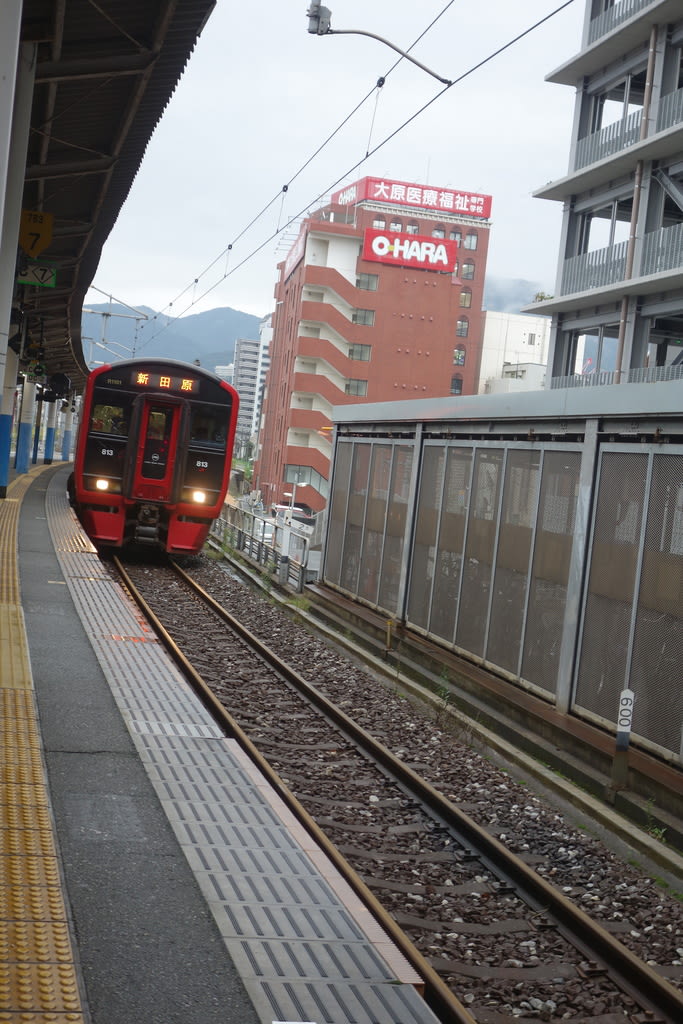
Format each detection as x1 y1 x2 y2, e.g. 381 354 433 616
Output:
306 2 452 87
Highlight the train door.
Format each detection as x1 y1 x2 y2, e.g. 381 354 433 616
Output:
129 400 181 501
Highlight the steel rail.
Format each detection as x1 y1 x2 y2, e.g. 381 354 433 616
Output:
113 556 476 1024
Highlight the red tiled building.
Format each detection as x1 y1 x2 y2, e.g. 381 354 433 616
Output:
254 176 491 512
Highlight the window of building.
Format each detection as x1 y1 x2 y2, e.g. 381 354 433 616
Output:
459 287 472 308
372 216 386 229
449 229 461 243
351 308 375 326
356 272 379 291
461 260 475 280
349 343 372 361
390 220 402 231
456 317 469 337
432 225 446 238
450 374 463 395
527 332 536 345
464 231 478 250
346 379 369 397
406 222 420 234
452 260 459 279
285 464 329 499
453 345 466 366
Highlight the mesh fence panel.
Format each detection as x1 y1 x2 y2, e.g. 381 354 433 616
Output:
487 450 541 674
456 449 503 658
378 445 414 614
521 451 580 694
339 443 371 594
430 446 473 642
323 440 353 586
574 451 647 724
630 453 683 757
358 444 393 605
407 445 446 631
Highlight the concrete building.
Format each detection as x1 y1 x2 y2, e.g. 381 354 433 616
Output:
478 311 552 393
214 364 234 384
233 337 260 457
526 0 683 387
254 176 492 512
231 316 272 459
252 314 272 437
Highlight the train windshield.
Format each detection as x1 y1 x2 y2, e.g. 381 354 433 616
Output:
90 402 131 436
189 407 229 446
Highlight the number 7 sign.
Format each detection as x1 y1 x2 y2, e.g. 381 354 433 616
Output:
19 209 54 257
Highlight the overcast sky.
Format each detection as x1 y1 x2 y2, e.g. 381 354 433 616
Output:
86 0 585 323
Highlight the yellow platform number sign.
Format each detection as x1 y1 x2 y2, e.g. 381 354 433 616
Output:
19 209 54 257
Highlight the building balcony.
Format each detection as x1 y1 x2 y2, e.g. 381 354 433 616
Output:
546 0 680 86
289 408 331 432
523 221 683 316
561 240 629 295
300 300 367 341
285 444 330 477
561 221 683 295
304 264 363 305
571 86 683 173
588 0 652 44
293 371 351 405
550 365 683 389
574 109 642 171
297 335 354 373
534 113 683 203
657 86 683 134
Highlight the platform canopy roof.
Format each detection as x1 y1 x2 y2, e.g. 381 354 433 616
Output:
16 0 215 391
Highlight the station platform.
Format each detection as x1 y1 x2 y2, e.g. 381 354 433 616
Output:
0 464 441 1024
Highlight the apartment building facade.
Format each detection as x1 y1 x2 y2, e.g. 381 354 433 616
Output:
527 0 683 385
254 176 492 512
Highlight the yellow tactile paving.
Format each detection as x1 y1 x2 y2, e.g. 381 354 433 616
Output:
0 469 85 1023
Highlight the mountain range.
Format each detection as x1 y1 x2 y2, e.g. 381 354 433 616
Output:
82 304 263 371
81 277 545 373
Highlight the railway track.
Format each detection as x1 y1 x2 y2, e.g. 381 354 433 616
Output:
114 555 683 1023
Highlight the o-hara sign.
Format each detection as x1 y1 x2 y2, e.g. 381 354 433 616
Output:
363 227 458 272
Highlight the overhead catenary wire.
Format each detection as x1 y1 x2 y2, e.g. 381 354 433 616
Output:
135 0 576 347
141 0 459 330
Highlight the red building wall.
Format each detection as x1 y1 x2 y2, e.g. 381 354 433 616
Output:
254 180 491 512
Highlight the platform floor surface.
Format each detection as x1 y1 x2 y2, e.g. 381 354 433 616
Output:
1 464 441 1024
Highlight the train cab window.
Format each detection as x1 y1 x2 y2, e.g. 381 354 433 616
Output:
90 403 130 436
190 408 229 446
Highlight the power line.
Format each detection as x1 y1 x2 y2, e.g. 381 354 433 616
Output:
143 0 459 330
137 0 575 346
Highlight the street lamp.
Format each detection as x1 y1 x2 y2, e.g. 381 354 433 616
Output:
283 483 297 516
305 1 452 86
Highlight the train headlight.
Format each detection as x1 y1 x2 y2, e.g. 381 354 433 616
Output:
95 479 110 491
192 490 207 503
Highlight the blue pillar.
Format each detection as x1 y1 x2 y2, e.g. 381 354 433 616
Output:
32 392 43 463
61 402 74 460
15 377 35 474
44 397 57 463
0 347 18 495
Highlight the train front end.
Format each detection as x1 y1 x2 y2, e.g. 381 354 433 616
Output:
71 359 238 554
